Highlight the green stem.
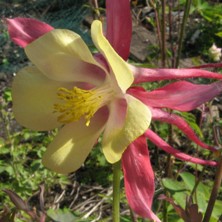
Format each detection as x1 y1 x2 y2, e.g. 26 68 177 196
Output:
202 156 222 222
112 161 121 222
175 0 192 68
149 0 162 53
190 153 212 200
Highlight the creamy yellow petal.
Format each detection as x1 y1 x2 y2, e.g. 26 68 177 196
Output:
91 20 134 92
102 95 152 163
25 29 106 85
102 97 128 149
42 107 109 174
12 66 73 131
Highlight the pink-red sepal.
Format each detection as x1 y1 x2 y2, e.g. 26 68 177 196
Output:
7 17 54 47
150 107 216 152
145 129 217 166
122 136 161 221
131 66 222 84
106 0 132 60
128 81 222 112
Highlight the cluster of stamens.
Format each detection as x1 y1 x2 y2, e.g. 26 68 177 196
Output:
54 84 113 126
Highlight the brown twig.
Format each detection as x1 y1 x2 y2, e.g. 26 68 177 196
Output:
202 156 222 222
161 0 167 67
149 0 162 52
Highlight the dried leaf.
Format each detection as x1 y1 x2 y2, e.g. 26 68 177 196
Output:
158 194 189 220
3 189 29 211
0 207 16 222
185 198 203 222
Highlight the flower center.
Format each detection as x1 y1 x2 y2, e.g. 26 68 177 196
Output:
54 83 113 126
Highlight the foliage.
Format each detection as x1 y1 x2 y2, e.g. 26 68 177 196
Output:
181 0 222 59
162 172 222 221
0 0 222 221
0 89 70 219
173 111 203 138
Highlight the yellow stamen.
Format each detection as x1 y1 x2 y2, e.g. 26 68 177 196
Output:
54 84 113 126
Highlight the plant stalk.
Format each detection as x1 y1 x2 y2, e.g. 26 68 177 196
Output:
175 0 192 67
202 156 222 222
161 0 166 67
149 0 162 51
112 161 121 222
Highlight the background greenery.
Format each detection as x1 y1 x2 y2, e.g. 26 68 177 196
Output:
0 0 222 221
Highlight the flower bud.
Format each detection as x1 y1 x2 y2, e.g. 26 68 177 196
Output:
209 43 222 62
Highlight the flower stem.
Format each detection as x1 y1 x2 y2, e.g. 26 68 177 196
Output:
202 156 222 222
112 161 121 222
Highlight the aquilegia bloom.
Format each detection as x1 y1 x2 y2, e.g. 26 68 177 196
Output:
7 0 222 220
8 19 151 174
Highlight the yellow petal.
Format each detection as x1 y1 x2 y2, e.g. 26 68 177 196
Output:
12 66 73 130
42 107 109 174
102 95 152 163
25 29 106 85
91 20 134 92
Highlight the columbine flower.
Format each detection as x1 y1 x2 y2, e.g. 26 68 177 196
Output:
6 0 222 220
8 18 152 174
209 43 222 62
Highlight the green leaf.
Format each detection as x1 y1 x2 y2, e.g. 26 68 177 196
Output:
211 200 222 218
196 191 207 212
0 145 10 154
179 172 212 212
165 208 184 222
179 172 210 198
173 111 203 138
47 208 77 222
187 162 203 171
0 164 13 175
179 172 195 191
173 191 188 209
3 88 12 102
209 218 218 222
215 31 222 38
162 178 187 191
